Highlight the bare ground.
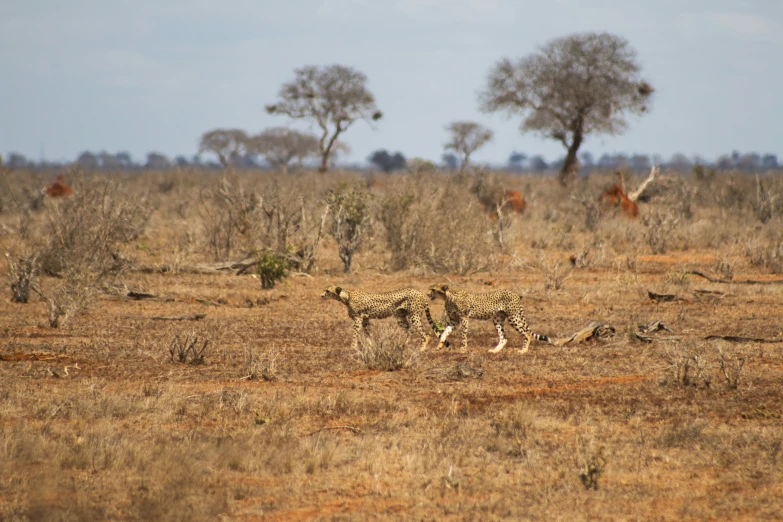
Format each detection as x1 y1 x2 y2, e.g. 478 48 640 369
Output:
2 255 782 521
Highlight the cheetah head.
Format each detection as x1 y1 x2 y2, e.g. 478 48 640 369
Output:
427 283 449 301
321 286 347 302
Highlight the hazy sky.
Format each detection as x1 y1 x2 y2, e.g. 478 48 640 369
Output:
1 0 781 165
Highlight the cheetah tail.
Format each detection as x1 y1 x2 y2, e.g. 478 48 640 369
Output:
532 333 550 343
424 307 437 330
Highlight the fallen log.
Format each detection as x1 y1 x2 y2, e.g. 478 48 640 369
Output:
686 270 783 285
552 321 616 346
151 314 207 322
648 291 682 303
127 291 157 300
704 335 783 344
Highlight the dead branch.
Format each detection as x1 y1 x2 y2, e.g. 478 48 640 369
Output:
693 289 728 299
304 425 363 437
151 314 207 321
127 291 157 300
552 321 616 346
628 165 659 202
685 270 783 285
704 335 783 344
647 291 690 303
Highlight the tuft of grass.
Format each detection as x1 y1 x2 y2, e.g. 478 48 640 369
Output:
168 331 210 365
355 323 417 371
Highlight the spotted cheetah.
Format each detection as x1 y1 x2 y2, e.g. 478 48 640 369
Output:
427 283 549 353
321 286 438 352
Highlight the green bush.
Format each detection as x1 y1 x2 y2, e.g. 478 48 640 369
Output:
256 249 288 289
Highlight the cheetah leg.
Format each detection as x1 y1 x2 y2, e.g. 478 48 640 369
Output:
437 315 460 350
459 317 470 353
519 332 533 354
408 314 430 352
351 316 364 351
489 312 508 353
393 309 413 346
509 316 532 354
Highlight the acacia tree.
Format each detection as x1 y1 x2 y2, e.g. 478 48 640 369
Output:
479 32 654 185
246 128 320 172
199 129 249 167
444 121 494 171
266 65 382 173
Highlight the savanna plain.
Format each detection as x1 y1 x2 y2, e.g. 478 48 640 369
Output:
1 168 782 521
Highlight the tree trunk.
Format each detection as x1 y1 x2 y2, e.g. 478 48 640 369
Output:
559 131 583 186
319 126 344 173
340 249 352 273
319 153 329 173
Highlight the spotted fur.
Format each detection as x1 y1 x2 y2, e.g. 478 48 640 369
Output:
427 283 549 354
321 286 438 351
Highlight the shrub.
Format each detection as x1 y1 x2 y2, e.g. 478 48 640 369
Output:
199 174 261 261
641 210 679 255
256 249 288 289
376 175 496 274
326 183 373 273
4 251 38 303
244 345 280 381
355 324 415 371
34 178 150 327
168 331 210 365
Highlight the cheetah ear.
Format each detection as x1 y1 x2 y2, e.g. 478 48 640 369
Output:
335 286 342 294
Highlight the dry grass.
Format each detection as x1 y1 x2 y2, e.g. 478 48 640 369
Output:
1 168 783 520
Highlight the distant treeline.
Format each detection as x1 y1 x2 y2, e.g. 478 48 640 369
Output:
2 149 779 174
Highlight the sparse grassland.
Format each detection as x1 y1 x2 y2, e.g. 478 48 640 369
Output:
1 168 782 520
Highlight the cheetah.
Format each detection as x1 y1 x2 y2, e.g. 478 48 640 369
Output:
427 283 549 354
321 286 439 352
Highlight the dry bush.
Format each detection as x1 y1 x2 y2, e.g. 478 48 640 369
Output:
355 323 418 371
243 345 280 381
4 250 38 303
744 236 783 274
491 404 535 440
641 209 679 254
167 331 211 365
752 174 779 224
667 179 695 221
326 182 373 273
662 342 712 388
534 252 573 290
713 247 736 280
657 418 709 449
717 344 748 390
576 440 606 490
198 173 262 260
258 175 332 272
38 176 150 277
28 177 151 326
715 174 753 216
376 174 496 274
39 269 97 328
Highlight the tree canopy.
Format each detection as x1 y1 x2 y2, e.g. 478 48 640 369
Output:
266 65 382 173
444 121 494 171
480 32 653 184
198 129 249 167
246 128 320 172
